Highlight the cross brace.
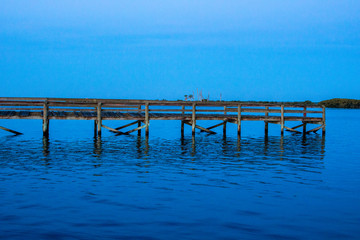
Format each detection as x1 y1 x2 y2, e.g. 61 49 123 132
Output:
306 125 324 134
102 120 148 136
122 124 147 135
200 121 225 132
102 124 128 135
0 126 23 135
183 121 216 134
284 126 302 134
115 120 140 130
291 123 305 129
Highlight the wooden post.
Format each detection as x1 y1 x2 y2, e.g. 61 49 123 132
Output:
145 102 149 137
181 105 185 137
138 105 142 136
223 106 227 136
94 107 97 137
264 106 269 137
281 105 284 136
43 100 49 137
237 104 241 137
97 102 102 137
192 103 196 136
322 105 326 136
303 106 307 135
94 120 97 137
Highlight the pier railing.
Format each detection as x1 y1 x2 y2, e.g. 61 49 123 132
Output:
0 97 325 137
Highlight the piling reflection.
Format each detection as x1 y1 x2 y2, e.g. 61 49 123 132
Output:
93 136 102 157
42 136 50 157
135 136 149 158
2 134 326 176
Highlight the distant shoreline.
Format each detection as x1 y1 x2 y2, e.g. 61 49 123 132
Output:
194 98 359 109
317 98 359 109
223 98 359 109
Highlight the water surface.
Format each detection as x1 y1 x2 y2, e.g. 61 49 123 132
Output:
0 109 359 239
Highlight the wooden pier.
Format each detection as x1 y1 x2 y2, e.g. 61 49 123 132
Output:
0 97 326 137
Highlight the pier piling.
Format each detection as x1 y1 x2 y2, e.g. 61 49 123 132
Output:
97 102 102 137
281 105 285 136
237 104 242 137
303 107 307 135
223 106 227 136
265 106 269 137
145 102 149 137
192 103 196 136
138 106 142 136
322 105 326 136
42 100 49 137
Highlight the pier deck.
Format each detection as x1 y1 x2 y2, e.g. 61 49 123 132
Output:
0 98 325 137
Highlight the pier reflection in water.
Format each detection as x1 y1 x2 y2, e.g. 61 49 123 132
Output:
37 134 326 181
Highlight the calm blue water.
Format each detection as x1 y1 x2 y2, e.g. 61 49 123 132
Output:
0 109 359 239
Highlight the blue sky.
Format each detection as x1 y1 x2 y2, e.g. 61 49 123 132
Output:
1 0 359 101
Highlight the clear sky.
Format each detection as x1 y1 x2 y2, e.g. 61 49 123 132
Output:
1 0 359 101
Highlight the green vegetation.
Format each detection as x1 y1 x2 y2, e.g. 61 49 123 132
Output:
173 97 360 109
319 98 360 109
